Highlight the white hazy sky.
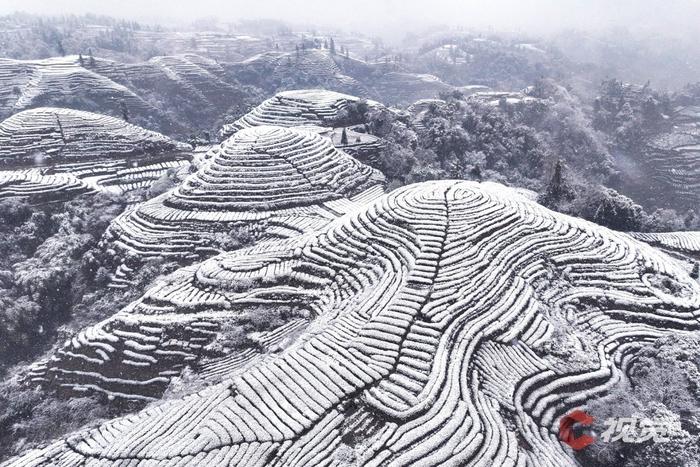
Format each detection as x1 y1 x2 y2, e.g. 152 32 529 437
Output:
1 0 699 39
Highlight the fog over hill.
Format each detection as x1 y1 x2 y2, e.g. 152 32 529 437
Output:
3 0 700 39
0 2 699 467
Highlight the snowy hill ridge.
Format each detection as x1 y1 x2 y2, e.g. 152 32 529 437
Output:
10 180 700 466
105 125 385 262
220 89 382 138
0 107 187 165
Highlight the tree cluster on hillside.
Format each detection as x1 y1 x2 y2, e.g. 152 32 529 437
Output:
0 376 110 461
579 335 700 467
412 34 568 89
0 194 179 375
593 79 673 152
0 13 150 59
0 192 189 461
367 91 549 190
540 168 700 232
369 88 574 188
368 85 697 232
526 79 616 181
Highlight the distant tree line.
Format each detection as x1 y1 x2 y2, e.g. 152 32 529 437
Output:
367 82 699 232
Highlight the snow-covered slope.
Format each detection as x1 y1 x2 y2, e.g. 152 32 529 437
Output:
0 107 190 200
642 107 700 210
0 54 256 136
0 168 89 200
369 71 452 104
105 125 385 261
12 180 700 466
632 231 700 259
219 89 385 163
0 107 188 165
0 56 157 122
220 89 380 138
228 49 368 96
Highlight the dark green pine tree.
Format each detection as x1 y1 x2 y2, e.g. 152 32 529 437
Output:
546 159 565 202
56 39 65 57
340 128 348 145
470 164 483 182
120 101 129 122
329 37 336 55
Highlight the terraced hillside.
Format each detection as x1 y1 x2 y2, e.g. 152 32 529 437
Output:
0 159 189 201
0 14 272 61
96 54 258 134
0 107 191 201
0 55 257 137
631 231 700 260
0 56 165 127
0 168 89 200
221 89 381 137
0 107 190 200
369 71 453 105
12 180 700 466
640 105 700 210
219 89 385 162
0 107 188 165
126 32 270 62
228 49 368 97
106 125 385 262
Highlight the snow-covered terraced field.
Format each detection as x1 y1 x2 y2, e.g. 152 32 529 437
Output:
631 231 700 259
0 56 157 120
0 107 188 165
0 168 89 200
106 125 385 261
642 112 700 210
220 89 380 138
370 72 452 104
219 89 385 163
0 107 190 199
129 32 269 62
229 49 368 96
108 54 251 119
12 180 700 466
0 54 255 136
0 158 190 200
